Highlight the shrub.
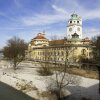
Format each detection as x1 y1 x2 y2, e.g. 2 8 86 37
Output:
38 65 53 76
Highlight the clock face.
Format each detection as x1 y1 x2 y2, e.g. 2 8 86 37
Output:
69 28 72 32
77 27 80 31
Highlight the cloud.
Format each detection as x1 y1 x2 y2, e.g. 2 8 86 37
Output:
52 5 67 14
0 0 100 49
82 9 100 20
18 0 100 40
51 0 100 20
46 32 65 40
19 0 100 27
21 13 67 26
83 28 100 38
0 27 26 31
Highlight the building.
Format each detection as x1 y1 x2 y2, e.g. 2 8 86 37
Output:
27 13 93 64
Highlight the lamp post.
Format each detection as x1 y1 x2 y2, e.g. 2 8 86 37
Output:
97 64 100 94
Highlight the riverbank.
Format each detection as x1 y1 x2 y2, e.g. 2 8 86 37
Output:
0 60 100 100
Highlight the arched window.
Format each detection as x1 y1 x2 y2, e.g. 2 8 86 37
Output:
61 51 64 56
70 21 72 23
81 49 86 55
89 52 92 58
61 58 63 61
58 51 59 55
77 21 79 23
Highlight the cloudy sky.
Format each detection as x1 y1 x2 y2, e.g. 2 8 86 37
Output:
0 0 100 49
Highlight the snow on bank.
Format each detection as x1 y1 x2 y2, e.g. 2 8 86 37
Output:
80 77 99 87
0 61 100 100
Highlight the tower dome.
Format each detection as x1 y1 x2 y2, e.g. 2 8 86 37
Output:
30 32 49 48
71 13 78 19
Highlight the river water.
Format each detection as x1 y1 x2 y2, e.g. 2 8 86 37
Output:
0 81 34 100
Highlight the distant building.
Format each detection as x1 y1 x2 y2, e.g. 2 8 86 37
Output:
27 13 93 63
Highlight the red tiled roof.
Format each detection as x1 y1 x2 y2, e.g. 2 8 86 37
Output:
49 39 65 46
34 35 47 39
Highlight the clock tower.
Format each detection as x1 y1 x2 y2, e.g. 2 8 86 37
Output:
67 13 82 39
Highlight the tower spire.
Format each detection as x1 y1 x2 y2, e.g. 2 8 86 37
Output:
73 11 75 14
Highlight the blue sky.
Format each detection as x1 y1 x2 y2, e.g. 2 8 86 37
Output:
0 0 100 49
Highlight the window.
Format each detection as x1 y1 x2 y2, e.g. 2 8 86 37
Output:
61 58 63 61
69 28 72 32
70 21 72 23
58 51 59 55
87 53 88 56
61 51 64 56
81 49 86 55
77 27 80 31
77 21 79 23
89 52 92 57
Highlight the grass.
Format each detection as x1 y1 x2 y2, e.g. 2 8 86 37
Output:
66 67 98 79
50 66 98 79
33 62 98 79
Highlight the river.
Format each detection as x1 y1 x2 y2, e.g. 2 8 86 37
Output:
0 81 34 100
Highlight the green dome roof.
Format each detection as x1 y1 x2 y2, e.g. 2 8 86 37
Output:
70 13 81 20
71 13 78 17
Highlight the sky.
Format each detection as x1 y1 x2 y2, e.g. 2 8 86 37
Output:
0 0 100 49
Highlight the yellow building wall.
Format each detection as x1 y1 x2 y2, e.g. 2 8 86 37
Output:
27 45 93 64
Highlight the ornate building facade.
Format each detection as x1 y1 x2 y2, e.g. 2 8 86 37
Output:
27 13 93 64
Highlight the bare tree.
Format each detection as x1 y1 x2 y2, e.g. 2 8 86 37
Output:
96 36 100 62
3 36 27 70
53 46 81 100
89 36 100 64
38 46 52 76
